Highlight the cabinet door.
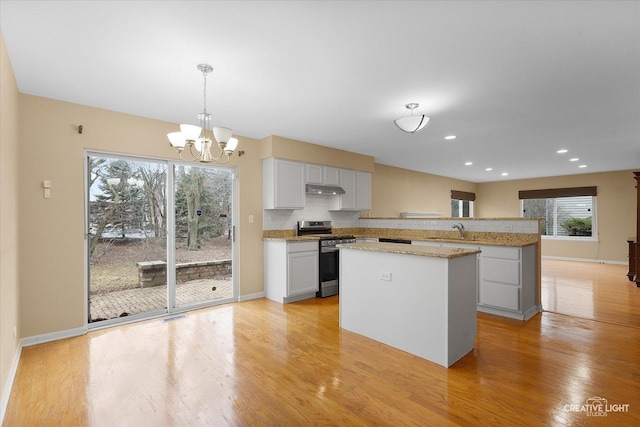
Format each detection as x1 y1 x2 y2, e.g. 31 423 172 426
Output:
481 258 520 285
356 171 371 210
287 251 319 296
275 159 305 208
479 281 520 311
324 167 340 185
305 163 324 184
339 169 357 209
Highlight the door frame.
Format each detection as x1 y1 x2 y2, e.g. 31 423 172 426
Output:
84 150 239 330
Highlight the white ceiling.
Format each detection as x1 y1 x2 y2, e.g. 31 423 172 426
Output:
1 1 639 183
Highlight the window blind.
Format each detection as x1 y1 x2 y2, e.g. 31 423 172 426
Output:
518 186 597 200
451 190 476 201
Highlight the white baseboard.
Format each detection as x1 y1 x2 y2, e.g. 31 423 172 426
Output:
523 305 543 321
0 342 22 425
238 292 265 302
542 255 627 265
21 326 86 348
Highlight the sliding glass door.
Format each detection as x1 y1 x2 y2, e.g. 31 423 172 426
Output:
86 153 236 326
172 165 235 308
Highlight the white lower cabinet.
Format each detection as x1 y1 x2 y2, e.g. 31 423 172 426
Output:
264 240 319 303
477 245 537 320
412 240 539 320
479 281 520 311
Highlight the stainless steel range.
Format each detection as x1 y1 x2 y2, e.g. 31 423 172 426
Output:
297 220 356 297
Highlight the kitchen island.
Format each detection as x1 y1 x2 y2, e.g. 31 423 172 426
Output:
338 242 480 368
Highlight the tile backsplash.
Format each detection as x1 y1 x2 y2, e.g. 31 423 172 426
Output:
264 195 540 235
359 218 540 234
263 194 361 231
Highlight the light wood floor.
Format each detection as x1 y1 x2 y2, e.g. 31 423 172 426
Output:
4 260 640 426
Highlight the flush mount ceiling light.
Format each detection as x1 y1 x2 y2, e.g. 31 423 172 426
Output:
167 64 238 163
394 103 430 133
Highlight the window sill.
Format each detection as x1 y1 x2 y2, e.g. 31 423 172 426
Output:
541 236 598 242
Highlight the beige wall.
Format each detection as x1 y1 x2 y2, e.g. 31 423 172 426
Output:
259 135 375 172
367 162 634 262
0 31 21 407
17 95 265 338
476 171 637 262
370 163 477 218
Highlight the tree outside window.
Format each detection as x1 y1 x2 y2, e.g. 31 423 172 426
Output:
522 196 595 238
451 190 475 218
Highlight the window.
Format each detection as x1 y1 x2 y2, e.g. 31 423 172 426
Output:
451 199 473 217
520 187 596 240
451 190 475 218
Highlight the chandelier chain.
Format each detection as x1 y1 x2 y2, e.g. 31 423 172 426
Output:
202 70 208 115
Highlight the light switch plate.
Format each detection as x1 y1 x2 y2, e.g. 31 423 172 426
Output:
379 271 392 281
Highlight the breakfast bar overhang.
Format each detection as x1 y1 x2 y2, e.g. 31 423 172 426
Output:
338 242 481 368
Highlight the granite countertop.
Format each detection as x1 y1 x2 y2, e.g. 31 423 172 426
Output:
337 242 481 259
262 235 320 242
354 235 535 247
262 228 539 247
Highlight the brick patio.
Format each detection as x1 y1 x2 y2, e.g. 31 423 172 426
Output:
89 278 233 322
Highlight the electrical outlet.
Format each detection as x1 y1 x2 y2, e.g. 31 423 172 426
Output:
379 271 392 281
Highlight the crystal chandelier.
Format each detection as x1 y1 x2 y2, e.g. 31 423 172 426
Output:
167 64 238 163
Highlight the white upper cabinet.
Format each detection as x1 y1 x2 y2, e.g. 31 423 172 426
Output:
263 158 305 209
356 171 371 210
324 167 340 186
305 164 341 186
338 169 371 211
263 158 371 211
339 169 357 209
305 163 324 184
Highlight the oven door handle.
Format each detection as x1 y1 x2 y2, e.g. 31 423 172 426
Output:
320 247 340 253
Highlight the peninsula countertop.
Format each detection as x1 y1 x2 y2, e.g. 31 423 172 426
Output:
336 241 481 259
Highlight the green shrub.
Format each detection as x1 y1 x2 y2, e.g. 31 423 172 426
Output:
561 217 592 236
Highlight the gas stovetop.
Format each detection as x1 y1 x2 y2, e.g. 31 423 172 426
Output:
297 220 332 234
297 221 355 244
318 234 355 240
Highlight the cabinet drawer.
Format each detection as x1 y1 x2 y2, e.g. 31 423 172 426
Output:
480 281 520 311
481 246 520 260
287 241 319 253
482 258 520 284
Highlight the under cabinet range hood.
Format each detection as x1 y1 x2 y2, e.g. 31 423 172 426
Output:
305 183 345 195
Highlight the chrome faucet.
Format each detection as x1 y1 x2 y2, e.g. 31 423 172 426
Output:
452 223 465 239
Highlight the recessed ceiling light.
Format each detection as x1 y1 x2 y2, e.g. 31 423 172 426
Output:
579 164 587 168
485 168 493 171
501 172 508 176
444 135 456 140
464 161 473 166
557 149 568 154
569 158 579 162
